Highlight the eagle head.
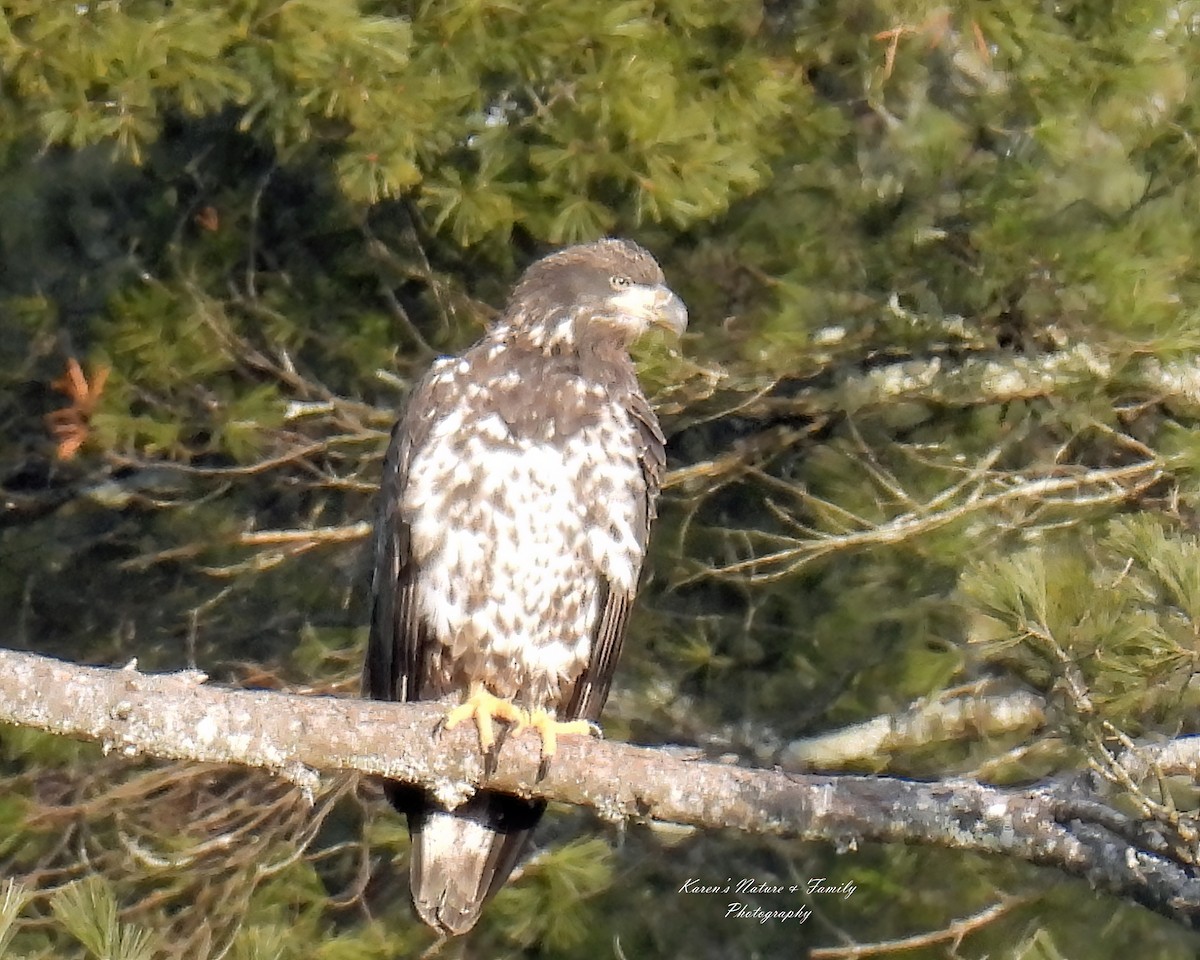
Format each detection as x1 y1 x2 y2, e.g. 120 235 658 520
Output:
504 238 688 350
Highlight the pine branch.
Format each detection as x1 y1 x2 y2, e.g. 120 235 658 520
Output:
2 649 1199 930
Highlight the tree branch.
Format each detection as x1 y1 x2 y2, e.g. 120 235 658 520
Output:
2 649 1199 929
778 689 1047 770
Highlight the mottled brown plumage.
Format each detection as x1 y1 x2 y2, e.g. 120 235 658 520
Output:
363 239 686 935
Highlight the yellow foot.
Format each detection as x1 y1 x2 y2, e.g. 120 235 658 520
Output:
525 708 601 759
444 683 527 752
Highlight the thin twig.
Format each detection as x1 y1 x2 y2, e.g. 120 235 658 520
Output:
705 460 1162 583
810 896 1030 958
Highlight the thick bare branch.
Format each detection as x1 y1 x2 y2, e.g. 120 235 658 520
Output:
2 649 1199 930
779 690 1047 770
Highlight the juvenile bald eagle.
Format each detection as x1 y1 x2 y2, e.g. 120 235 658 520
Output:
364 239 687 935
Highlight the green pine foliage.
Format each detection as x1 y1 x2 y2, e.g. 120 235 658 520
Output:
963 516 1200 733
0 880 32 959
50 878 155 960
485 839 614 952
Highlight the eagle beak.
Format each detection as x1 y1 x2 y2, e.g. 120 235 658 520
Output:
650 285 689 337
609 282 689 338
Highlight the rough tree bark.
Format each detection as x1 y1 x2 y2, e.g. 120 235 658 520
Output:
1 648 1198 930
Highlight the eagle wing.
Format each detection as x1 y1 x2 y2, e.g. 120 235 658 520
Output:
363 367 441 709
563 385 666 722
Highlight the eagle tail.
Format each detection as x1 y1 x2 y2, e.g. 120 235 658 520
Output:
405 790 545 936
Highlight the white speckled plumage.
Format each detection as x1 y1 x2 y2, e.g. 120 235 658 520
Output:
402 360 643 703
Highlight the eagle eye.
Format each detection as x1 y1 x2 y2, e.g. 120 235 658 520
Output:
610 275 631 289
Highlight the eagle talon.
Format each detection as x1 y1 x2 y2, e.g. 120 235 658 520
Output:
482 745 500 779
443 682 527 752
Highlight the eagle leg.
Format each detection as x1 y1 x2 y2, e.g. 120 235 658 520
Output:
444 682 527 752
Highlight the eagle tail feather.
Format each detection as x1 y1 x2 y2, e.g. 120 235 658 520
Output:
407 792 545 936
